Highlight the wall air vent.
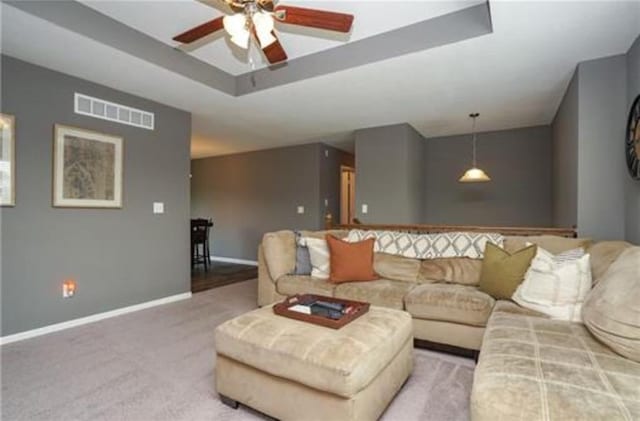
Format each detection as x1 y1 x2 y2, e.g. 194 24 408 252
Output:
74 93 154 130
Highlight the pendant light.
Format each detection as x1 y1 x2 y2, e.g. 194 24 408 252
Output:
459 113 491 183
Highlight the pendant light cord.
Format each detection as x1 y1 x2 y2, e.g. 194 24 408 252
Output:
471 114 478 168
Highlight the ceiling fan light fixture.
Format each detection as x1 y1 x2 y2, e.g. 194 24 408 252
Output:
252 11 274 34
253 11 276 47
230 30 250 49
256 30 277 47
223 13 247 37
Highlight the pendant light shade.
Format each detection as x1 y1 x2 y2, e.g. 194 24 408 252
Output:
459 167 491 183
459 113 491 183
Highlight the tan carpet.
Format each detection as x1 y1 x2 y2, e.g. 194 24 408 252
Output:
1 279 474 421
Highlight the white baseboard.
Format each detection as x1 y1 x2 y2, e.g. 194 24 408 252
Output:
210 256 258 266
0 292 192 346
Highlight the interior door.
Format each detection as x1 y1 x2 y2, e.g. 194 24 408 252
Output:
340 166 356 224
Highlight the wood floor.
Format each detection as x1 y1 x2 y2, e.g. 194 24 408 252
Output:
191 261 258 293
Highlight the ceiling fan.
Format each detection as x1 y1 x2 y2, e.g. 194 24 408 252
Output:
173 0 354 64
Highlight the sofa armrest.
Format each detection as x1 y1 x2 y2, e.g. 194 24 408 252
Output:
258 244 285 307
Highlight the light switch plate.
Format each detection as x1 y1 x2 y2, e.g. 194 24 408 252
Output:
153 202 164 214
297 206 305 214
324 198 328 207
362 204 368 214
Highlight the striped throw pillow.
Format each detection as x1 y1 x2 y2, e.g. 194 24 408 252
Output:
512 246 591 322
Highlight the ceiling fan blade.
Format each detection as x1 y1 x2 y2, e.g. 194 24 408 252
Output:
173 16 225 43
258 31 288 64
274 5 353 33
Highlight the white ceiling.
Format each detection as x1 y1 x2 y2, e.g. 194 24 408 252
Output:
79 0 480 76
2 1 640 158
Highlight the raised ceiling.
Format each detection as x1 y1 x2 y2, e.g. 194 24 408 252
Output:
2 1 640 158
80 0 481 76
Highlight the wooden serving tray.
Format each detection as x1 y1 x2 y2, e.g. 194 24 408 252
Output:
273 294 370 329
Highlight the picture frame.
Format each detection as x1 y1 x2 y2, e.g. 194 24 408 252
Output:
0 113 16 207
53 124 123 208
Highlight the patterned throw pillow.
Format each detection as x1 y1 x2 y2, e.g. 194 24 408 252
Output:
304 237 330 279
347 230 503 259
512 247 592 322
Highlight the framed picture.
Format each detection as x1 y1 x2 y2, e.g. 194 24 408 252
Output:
53 124 123 208
0 113 16 207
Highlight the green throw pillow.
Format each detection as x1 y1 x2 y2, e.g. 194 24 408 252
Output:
479 242 537 300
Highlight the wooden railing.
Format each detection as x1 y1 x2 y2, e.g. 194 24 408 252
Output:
324 214 577 238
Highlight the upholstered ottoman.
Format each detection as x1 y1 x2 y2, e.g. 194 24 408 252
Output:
214 305 413 421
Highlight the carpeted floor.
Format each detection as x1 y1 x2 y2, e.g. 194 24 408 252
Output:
1 279 475 421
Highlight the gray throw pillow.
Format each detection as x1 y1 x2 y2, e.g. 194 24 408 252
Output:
293 231 312 275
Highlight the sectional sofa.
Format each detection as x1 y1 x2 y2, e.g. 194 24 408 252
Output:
257 228 640 420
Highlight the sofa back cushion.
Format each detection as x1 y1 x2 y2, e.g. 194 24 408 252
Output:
417 258 483 285
504 235 591 255
583 247 640 362
374 253 421 283
262 231 296 281
300 229 348 239
587 241 633 283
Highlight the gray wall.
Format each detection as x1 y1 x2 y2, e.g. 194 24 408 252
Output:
424 126 553 226
407 126 426 223
551 71 579 228
626 35 640 244
576 55 627 241
191 143 352 261
354 124 425 224
319 146 355 227
1 56 191 336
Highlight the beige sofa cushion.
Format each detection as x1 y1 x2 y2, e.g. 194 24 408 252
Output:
276 275 336 297
404 284 495 327
373 253 421 282
583 247 640 363
299 229 348 239
587 240 633 282
504 235 591 255
262 231 296 281
417 257 482 285
491 300 548 318
472 310 640 421
334 279 416 310
215 305 413 398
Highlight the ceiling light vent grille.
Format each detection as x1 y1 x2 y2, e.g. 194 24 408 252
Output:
74 93 154 130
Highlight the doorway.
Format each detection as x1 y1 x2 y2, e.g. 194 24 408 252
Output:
340 166 356 224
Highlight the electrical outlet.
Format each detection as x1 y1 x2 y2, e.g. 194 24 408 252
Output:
63 280 76 298
153 202 164 214
324 150 329 158
362 204 368 214
297 206 305 214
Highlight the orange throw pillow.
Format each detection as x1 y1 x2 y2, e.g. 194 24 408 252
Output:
326 235 378 283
